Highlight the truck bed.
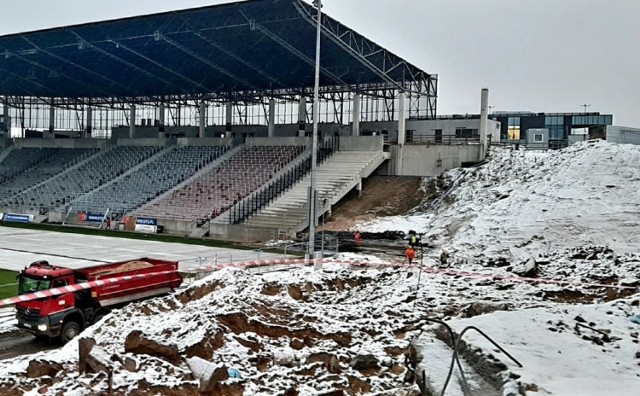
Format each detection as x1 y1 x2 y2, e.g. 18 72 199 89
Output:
74 258 182 307
75 258 178 280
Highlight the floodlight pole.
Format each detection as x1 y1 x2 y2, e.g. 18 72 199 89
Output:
308 0 322 258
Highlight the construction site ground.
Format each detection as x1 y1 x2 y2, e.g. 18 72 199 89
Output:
321 176 429 232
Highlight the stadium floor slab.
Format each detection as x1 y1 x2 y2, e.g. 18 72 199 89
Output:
0 226 282 272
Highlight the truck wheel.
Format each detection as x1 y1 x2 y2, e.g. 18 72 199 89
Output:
60 321 81 344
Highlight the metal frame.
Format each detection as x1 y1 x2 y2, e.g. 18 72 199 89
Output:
0 0 439 135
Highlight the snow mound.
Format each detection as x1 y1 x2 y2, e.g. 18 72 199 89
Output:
359 140 640 262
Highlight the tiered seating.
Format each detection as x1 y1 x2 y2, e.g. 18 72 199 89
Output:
134 145 305 221
0 148 98 200
0 148 52 185
6 146 161 209
69 146 228 215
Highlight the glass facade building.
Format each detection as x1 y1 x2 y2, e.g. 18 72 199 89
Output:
491 112 613 148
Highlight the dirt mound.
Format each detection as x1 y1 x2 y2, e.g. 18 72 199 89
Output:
323 176 427 231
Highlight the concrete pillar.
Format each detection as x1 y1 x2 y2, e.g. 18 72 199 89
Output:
397 92 407 146
49 104 55 135
298 96 307 137
395 145 404 176
129 104 136 138
159 103 165 130
352 94 361 136
225 102 233 133
3 101 9 129
268 99 276 138
85 106 92 138
199 100 206 138
480 88 490 159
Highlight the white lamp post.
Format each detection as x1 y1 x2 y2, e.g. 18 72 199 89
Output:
308 0 322 260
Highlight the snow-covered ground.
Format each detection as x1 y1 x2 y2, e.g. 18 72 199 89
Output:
0 141 638 395
359 140 640 263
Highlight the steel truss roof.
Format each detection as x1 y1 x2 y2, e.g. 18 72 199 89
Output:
0 0 437 107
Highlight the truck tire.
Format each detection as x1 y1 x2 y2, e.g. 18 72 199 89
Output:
60 321 81 344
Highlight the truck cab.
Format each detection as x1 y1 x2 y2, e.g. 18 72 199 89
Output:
16 261 84 342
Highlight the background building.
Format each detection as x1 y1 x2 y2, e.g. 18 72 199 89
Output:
491 112 613 148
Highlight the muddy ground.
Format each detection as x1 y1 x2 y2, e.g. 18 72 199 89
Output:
320 176 429 232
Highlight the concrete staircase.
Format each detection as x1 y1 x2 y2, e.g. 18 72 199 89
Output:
243 150 389 235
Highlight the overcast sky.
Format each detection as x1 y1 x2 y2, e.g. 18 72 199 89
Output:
1 0 639 127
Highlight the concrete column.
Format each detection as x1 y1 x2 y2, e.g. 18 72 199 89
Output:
49 104 55 135
3 101 9 131
298 96 307 137
352 94 361 136
397 92 407 146
199 100 206 138
225 102 233 133
85 106 92 138
159 103 165 130
129 104 136 138
268 99 276 138
480 88 490 159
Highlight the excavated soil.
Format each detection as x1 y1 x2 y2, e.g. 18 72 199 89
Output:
321 176 426 231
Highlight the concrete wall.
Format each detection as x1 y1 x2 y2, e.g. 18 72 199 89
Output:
209 223 280 243
115 138 172 147
360 118 500 141
12 138 108 149
339 136 384 151
568 134 589 146
176 137 234 147
526 128 549 147
112 126 201 139
389 144 482 177
607 125 640 145
247 137 309 147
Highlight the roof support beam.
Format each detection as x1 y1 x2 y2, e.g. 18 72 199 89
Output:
8 52 112 98
110 40 212 93
161 35 258 91
19 35 134 97
245 14 349 87
292 0 435 98
69 30 185 96
192 32 286 89
0 66 54 97
292 1 406 92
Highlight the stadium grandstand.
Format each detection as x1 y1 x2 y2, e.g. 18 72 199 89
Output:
0 0 489 241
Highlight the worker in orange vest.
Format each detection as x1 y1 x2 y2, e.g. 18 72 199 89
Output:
406 245 416 264
354 230 362 246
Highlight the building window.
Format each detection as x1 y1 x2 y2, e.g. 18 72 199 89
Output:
534 134 543 142
406 130 414 143
455 128 478 138
508 117 521 141
434 129 442 143
546 116 565 140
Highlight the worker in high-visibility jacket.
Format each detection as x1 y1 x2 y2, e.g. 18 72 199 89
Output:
406 246 416 264
354 231 362 246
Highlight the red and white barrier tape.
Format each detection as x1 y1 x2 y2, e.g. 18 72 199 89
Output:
2 258 635 308
183 257 638 291
0 270 176 308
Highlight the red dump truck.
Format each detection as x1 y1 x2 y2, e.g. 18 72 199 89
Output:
15 258 183 343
